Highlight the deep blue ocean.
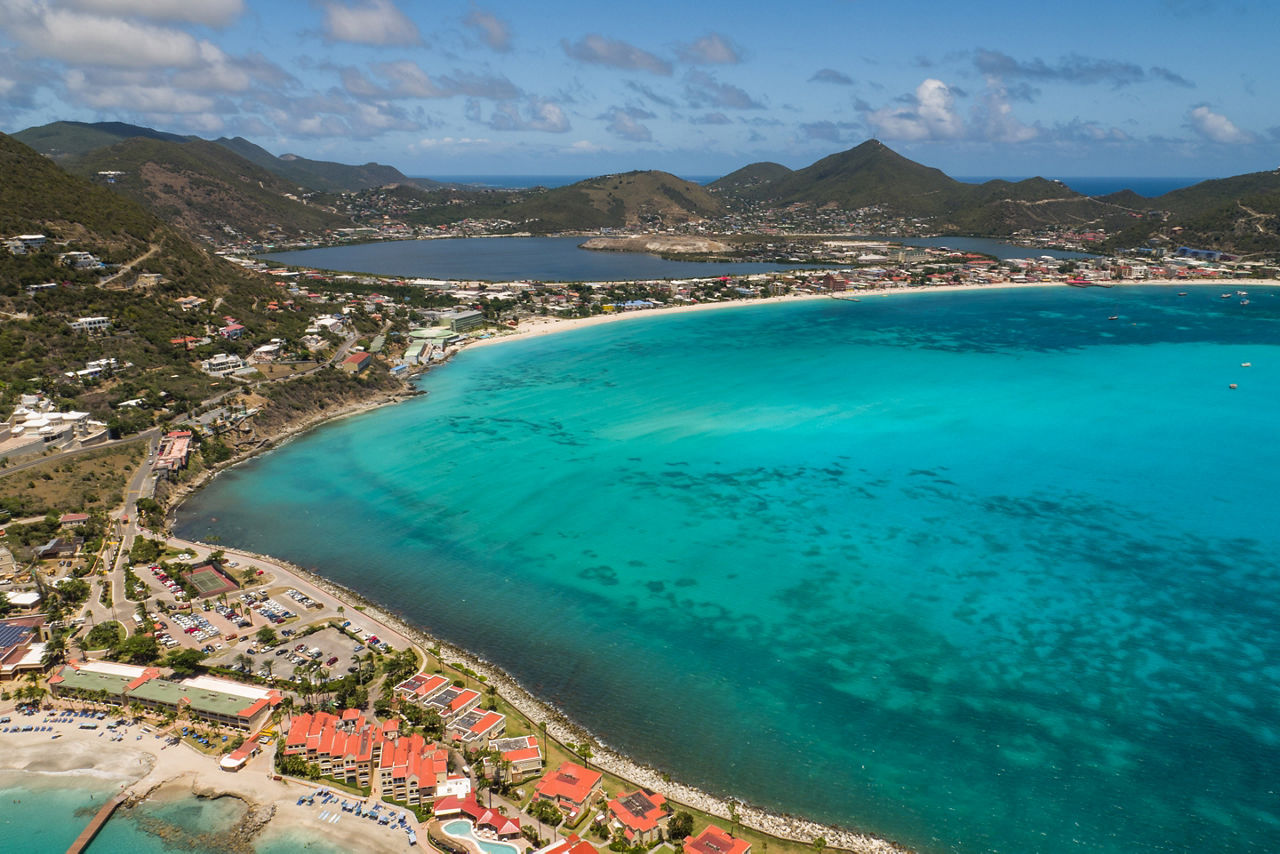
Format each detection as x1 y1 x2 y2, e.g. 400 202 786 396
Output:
956 176 1209 198
177 286 1280 854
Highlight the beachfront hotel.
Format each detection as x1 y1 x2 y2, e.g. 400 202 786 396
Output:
283 708 456 807
48 659 282 731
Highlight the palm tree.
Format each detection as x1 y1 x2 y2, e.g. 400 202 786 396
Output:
42 633 68 669
234 653 252 673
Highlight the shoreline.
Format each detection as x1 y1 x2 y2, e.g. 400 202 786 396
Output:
156 277 1276 854
465 278 1276 352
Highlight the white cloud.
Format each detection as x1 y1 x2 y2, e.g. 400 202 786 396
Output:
602 107 653 142
676 33 742 65
977 79 1038 143
66 0 244 27
3 3 217 68
476 97 571 133
562 34 672 76
1188 105 1254 144
322 0 420 46
64 69 216 112
866 78 964 141
464 6 511 52
371 61 445 98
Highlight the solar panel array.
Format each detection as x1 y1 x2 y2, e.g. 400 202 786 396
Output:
0 624 32 649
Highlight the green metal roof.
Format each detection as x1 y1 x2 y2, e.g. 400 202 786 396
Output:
127 679 253 718
52 665 132 696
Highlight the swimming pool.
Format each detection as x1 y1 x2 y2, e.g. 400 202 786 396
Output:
442 818 521 854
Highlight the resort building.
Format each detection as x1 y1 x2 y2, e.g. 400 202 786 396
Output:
433 794 522 838
395 671 451 704
283 708 452 806
685 825 752 854
379 730 451 807
0 618 46 682
607 789 671 845
284 708 391 789
422 684 481 724
48 661 281 731
533 761 603 821
490 734 544 782
448 708 506 745
439 309 484 333
154 430 193 472
534 834 600 854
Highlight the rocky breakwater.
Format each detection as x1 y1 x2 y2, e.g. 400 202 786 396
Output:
580 235 731 255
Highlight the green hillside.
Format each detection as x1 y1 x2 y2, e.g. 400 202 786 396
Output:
213 136 434 193
13 121 189 161
0 132 350 430
709 162 793 199
1102 171 1280 256
507 170 724 232
65 137 351 240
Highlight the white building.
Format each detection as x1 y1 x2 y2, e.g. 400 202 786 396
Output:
201 353 245 377
69 316 111 333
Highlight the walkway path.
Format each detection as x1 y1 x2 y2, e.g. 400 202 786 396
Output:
65 792 127 854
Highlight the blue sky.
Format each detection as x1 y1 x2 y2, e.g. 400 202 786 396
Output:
1 0 1277 179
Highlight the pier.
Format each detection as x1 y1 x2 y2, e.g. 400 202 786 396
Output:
65 793 127 854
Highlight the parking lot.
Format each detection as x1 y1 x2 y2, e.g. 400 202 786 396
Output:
224 625 368 682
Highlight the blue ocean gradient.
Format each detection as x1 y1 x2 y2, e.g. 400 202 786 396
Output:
177 286 1280 854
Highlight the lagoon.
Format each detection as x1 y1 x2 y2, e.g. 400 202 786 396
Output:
177 286 1280 854
259 236 830 282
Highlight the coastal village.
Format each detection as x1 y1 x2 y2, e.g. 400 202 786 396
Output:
2 216 1277 853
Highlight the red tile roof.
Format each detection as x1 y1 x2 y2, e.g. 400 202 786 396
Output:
535 761 602 807
686 825 751 854
608 790 669 834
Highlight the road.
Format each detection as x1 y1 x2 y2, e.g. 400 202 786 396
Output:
0 428 160 479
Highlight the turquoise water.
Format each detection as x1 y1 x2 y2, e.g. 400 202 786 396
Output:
177 286 1280 854
0 776 339 853
444 818 521 854
0 776 119 853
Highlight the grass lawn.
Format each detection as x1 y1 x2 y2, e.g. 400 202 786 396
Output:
0 442 145 515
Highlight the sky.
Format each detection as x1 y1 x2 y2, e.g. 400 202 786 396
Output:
1 0 1278 180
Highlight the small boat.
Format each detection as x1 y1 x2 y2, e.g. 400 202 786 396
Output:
1220 293 1233 299
1177 292 1187 296
1240 299 1250 305
1242 362 1252 367
1229 383 1238 389
1108 315 1118 320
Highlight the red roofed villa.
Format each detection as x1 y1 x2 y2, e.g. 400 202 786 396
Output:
608 789 670 844
686 825 752 854
533 761 603 821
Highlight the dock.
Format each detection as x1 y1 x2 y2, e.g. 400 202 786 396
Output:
66 793 127 854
